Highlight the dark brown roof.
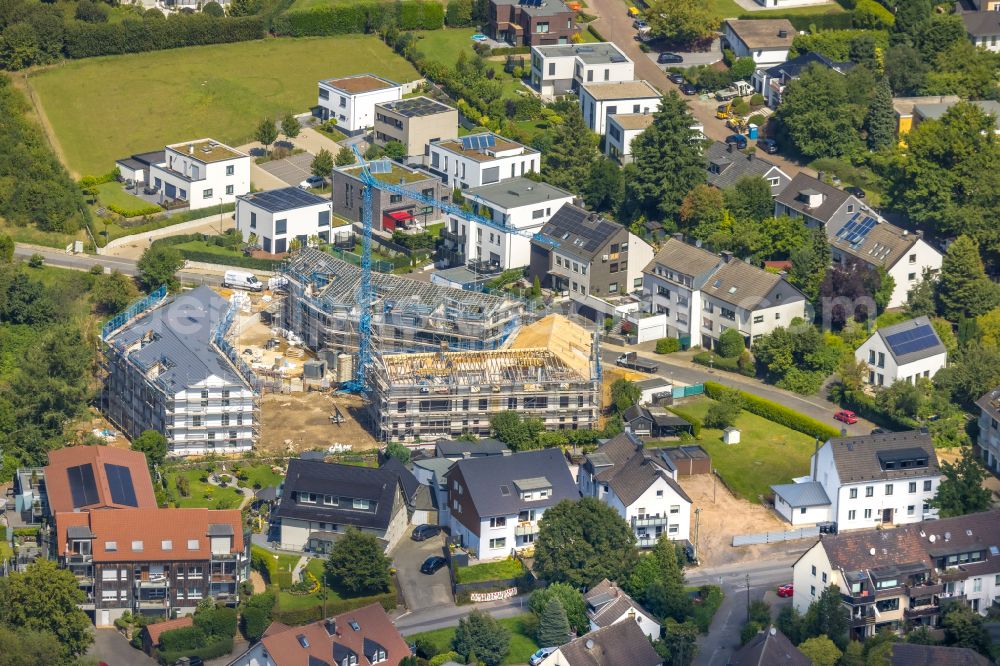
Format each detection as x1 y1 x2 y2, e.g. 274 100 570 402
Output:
144 616 194 646
44 445 158 515
773 173 851 223
889 643 992 666
585 579 656 628
729 627 810 666
585 433 692 506
821 525 933 573
553 620 662 666
827 431 938 483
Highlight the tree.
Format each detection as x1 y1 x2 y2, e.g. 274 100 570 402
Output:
132 430 167 469
893 0 932 45
0 234 13 263
884 44 927 95
941 603 991 656
906 268 938 317
536 597 571 646
610 378 641 414
75 0 109 22
798 635 842 666
788 229 830 302
931 446 991 517
91 270 138 314
255 118 278 154
333 147 355 168
541 106 597 193
645 0 717 47
935 343 1000 408
280 113 300 141
776 64 863 159
703 392 742 430
936 236 1000 321
533 497 638 588
718 328 745 359
624 92 705 225
382 141 407 162
227 0 261 15
137 243 183 292
529 583 588 635
657 619 699 666
385 441 411 464
865 78 896 151
642 536 691 621
490 411 543 451
0 559 92 658
679 184 724 237
0 626 68 666
452 610 511 666
724 176 773 224
977 307 1000 349
203 1 225 16
801 585 849 649
583 157 624 213
0 22 41 70
325 529 391 595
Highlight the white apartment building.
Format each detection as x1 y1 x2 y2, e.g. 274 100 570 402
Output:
975 387 1000 474
578 433 692 547
530 42 634 96
427 133 540 190
317 74 402 134
722 19 796 66
443 178 574 270
235 187 334 254
773 431 941 532
855 316 947 388
580 80 661 135
147 139 249 211
641 237 806 349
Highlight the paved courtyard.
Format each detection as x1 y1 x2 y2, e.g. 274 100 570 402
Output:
390 533 454 613
258 152 315 188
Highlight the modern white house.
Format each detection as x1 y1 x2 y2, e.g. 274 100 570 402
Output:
976 387 1000 475
584 579 661 640
722 19 796 66
580 80 661 135
855 316 947 388
605 113 654 164
147 139 250 211
441 178 574 271
427 133 541 190
529 42 634 96
752 52 853 108
578 433 692 548
235 187 334 254
316 74 402 134
640 236 807 348
771 431 941 531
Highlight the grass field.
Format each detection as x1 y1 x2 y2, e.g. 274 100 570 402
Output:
93 182 161 213
655 397 816 501
165 468 244 509
411 28 478 67
454 557 524 584
705 0 844 18
406 613 540 665
30 36 419 177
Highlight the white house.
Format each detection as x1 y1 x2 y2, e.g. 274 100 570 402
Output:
316 74 402 134
855 316 947 388
722 19 796 66
584 579 660 640
605 113 654 164
530 42 634 97
427 133 541 190
977 387 1000 475
235 187 334 255
641 236 807 349
772 431 941 531
578 433 692 547
147 139 249 211
443 177 574 270
579 80 661 136
963 11 1000 53
752 52 853 108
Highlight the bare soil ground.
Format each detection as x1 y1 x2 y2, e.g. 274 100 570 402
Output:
230 310 311 380
679 473 793 567
258 392 377 455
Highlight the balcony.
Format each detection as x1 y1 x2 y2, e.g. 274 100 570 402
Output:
906 582 943 597
136 576 169 588
637 536 660 548
211 552 239 561
514 523 539 537
66 553 92 564
904 606 940 619
632 515 668 528
440 229 466 245
850 611 876 627
136 598 170 609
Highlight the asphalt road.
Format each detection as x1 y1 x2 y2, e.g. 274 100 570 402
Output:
15 244 225 287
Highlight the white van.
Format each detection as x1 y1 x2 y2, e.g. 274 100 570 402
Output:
223 270 263 292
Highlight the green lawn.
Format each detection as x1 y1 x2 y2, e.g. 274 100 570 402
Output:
164 468 245 510
705 0 843 19
30 36 419 177
410 28 478 68
0 218 88 249
406 613 540 665
232 461 285 490
654 397 816 501
454 557 524 584
93 182 161 213
174 239 242 258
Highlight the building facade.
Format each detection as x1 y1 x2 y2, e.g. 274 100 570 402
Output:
529 42 634 96
317 74 402 133
235 187 335 253
332 160 450 233
427 133 541 189
854 316 947 387
147 139 250 210
975 387 1000 474
488 0 578 47
579 80 661 135
373 96 459 159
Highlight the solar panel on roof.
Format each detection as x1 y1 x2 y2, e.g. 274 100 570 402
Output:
835 213 859 239
885 324 938 356
105 463 138 506
369 159 392 174
68 463 99 508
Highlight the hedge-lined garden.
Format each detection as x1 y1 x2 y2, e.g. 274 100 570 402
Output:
704 381 841 441
273 0 443 36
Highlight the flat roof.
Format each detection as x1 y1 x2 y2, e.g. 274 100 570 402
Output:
432 133 534 162
724 19 796 50
465 177 573 209
378 96 454 118
339 161 435 185
238 187 330 214
534 42 631 65
609 113 656 131
582 80 660 101
321 74 399 95
167 139 245 164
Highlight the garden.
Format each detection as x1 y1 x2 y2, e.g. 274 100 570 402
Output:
406 613 541 666
160 461 285 510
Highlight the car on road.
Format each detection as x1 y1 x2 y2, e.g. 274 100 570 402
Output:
834 409 858 425
845 186 866 199
725 134 747 149
657 52 683 64
668 72 685 84
777 584 794 598
411 524 441 541
871 428 886 435
530 648 558 665
680 83 697 95
757 138 779 154
299 175 326 189
420 556 448 575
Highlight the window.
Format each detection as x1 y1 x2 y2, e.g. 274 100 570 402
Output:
974 578 983 593
249 212 257 229
102 568 119 580
864 509 872 519
203 188 213 198
909 253 917 264
324 495 337 506
131 540 143 551
822 572 827 583
923 480 932 492
811 565 817 575
753 315 763 324
339 96 346 108
105 541 117 552
908 273 916 281
162 540 172 551
885 484 893 496
536 22 549 33
275 219 287 235
848 510 856 520
907 505 915 516
489 537 507 549
226 165 235 176
869 350 876 363
319 88 329 100
670 505 680 514
847 204 854 213
226 185 234 195
656 490 664 497
187 539 199 550
877 352 885 368
490 517 507 528
866 486 874 497
548 62 555 75
353 498 370 509
532 209 545 219
909 482 917 493
810 585 816 596
102 589 119 601
850 488 858 499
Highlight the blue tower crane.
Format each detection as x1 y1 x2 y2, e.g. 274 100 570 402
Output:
340 145 558 394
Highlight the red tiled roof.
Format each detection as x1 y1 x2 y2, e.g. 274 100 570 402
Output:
144 615 194 646
44 445 157 514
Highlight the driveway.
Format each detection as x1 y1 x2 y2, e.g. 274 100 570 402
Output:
390 533 454 612
646 38 722 68
89 628 157 666
258 152 315 188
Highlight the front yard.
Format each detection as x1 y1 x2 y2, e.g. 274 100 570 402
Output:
406 613 540 665
454 557 525 585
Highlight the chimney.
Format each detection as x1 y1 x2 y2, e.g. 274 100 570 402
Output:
672 232 683 242
324 618 337 636
778 29 788 38
720 251 733 263
727 143 734 153
188 143 194 155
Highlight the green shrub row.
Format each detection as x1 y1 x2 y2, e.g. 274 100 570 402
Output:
107 203 164 218
12 527 39 538
156 635 233 666
270 588 397 626
667 406 702 438
175 248 281 271
691 585 724 633
80 171 119 188
587 25 605 41
790 28 889 60
250 545 278 584
272 1 442 37
704 381 841 440
740 11 853 31
489 46 531 56
692 351 754 377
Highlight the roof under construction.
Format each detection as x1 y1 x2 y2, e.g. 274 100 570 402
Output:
510 313 596 378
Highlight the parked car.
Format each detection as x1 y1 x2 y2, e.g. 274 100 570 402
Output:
777 584 794 598
680 83 697 95
668 72 685 84
756 138 778 154
871 427 886 435
299 175 326 189
530 648 558 665
411 524 441 541
657 52 683 64
725 134 748 150
817 521 838 534
420 556 448 575
834 409 858 425
223 270 264 293
633 19 648 29
845 186 866 199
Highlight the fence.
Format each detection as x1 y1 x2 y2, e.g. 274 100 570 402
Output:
732 526 820 547
101 286 167 340
673 383 704 399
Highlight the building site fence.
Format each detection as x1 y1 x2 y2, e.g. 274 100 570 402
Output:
101 286 167 340
732 526 819 547
212 299 262 394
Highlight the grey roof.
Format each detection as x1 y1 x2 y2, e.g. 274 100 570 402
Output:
412 457 455 479
534 42 631 65
207 523 234 536
976 386 1000 420
536 203 624 262
67 525 95 539
553 620 662 666
705 141 789 190
827 431 938 484
770 481 831 508
465 177 573 210
376 96 454 118
585 579 656 628
581 80 660 102
494 0 574 17
237 187 330 214
254 486 279 502
962 9 1000 36
763 52 853 80
888 642 993 666
873 315 946 365
724 19 796 49
586 433 692 506
623 404 652 424
634 377 670 391
434 438 510 458
445 448 577 517
773 173 851 223
380 457 420 504
914 99 1000 128
646 237 720 281
107 286 247 393
431 266 483 287
116 150 165 169
730 627 810 666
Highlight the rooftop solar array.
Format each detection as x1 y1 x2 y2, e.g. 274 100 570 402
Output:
383 96 451 118
885 324 938 357
460 134 496 151
368 159 393 174
68 463 99 508
105 463 138 507
834 212 878 248
242 187 327 214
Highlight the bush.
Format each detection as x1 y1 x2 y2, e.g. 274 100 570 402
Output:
655 337 681 354
693 351 754 377
158 626 207 652
718 329 745 359
107 203 163 218
852 0 894 29
203 1 225 16
704 381 841 440
273 0 442 36
251 545 278 585
667 407 702 438
429 652 463 666
789 29 889 61
704 395 742 430
28 253 43 268
157 635 233 665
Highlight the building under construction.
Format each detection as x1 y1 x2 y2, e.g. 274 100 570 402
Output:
368 314 601 442
282 248 524 361
101 286 260 457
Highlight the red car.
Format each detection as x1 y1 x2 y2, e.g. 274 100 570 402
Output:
834 410 858 425
777 584 794 598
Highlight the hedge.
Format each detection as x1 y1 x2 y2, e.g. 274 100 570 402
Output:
63 15 265 60
176 249 281 271
739 11 853 31
692 351 754 377
156 635 233 666
703 381 841 441
587 25 605 41
489 46 531 56
271 586 397 626
250 545 278 585
272 0 442 36
666 406 702 438
108 203 163 218
655 337 681 354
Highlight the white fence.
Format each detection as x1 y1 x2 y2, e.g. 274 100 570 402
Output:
732 526 820 547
